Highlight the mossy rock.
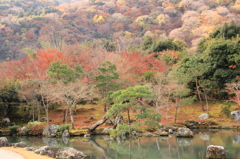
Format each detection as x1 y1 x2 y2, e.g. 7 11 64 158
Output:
56 132 62 137
153 131 169 136
69 129 89 136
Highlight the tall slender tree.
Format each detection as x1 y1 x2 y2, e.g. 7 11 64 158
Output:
94 61 120 112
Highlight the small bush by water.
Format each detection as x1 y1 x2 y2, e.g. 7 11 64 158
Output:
26 121 46 135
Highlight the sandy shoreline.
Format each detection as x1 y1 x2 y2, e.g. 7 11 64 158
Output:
0 147 53 159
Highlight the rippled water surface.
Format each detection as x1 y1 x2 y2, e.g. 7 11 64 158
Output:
5 130 240 159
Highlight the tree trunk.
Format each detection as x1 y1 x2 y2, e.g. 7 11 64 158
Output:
202 89 209 113
32 105 35 122
104 103 107 112
6 104 12 121
174 99 179 124
64 108 68 124
127 109 130 125
69 107 75 129
46 108 49 125
166 94 170 121
113 115 124 129
196 77 205 111
89 113 108 132
37 104 40 122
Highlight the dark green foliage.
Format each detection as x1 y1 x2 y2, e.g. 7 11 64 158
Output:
151 38 180 53
135 108 161 131
209 21 240 40
110 124 135 138
198 21 240 53
108 85 155 117
47 60 84 84
42 6 57 14
196 22 240 99
141 36 184 55
202 39 240 90
94 61 120 98
142 36 153 50
143 71 156 83
0 80 20 119
107 85 161 130
8 125 19 134
220 102 232 118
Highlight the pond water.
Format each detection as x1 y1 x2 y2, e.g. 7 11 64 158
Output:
4 130 240 159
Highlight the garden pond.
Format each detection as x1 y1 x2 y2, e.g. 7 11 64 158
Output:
4 130 240 159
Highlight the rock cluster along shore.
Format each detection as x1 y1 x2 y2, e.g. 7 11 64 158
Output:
0 137 87 159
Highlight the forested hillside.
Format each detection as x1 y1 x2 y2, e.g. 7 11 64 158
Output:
1 0 240 131
1 0 240 60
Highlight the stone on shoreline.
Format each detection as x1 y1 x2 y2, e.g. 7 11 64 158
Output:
0 137 8 147
34 146 55 158
198 113 209 120
154 128 169 136
56 147 87 159
231 111 240 123
12 142 26 148
206 145 226 159
42 125 59 137
26 147 36 151
176 127 193 137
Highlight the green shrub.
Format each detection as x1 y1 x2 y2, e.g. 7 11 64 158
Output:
8 125 19 134
26 121 46 135
57 124 71 132
110 124 136 138
220 102 231 118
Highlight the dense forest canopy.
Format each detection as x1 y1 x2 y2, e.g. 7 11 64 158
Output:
0 0 240 61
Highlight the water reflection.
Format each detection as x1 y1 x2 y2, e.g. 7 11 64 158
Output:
177 138 192 146
3 130 240 159
199 132 210 141
62 137 70 144
233 133 240 144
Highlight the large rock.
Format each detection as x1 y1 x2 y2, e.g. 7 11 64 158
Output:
56 147 87 159
176 127 193 138
34 146 55 158
154 128 169 136
26 147 36 151
12 142 26 148
206 145 226 159
43 125 59 137
184 120 199 129
165 125 177 131
231 111 240 123
1 118 10 126
198 113 209 120
62 130 70 137
0 137 8 147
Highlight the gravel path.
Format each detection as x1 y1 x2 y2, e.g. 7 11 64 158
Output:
0 149 25 159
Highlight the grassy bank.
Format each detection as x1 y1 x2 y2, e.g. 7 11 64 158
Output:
1 101 240 134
